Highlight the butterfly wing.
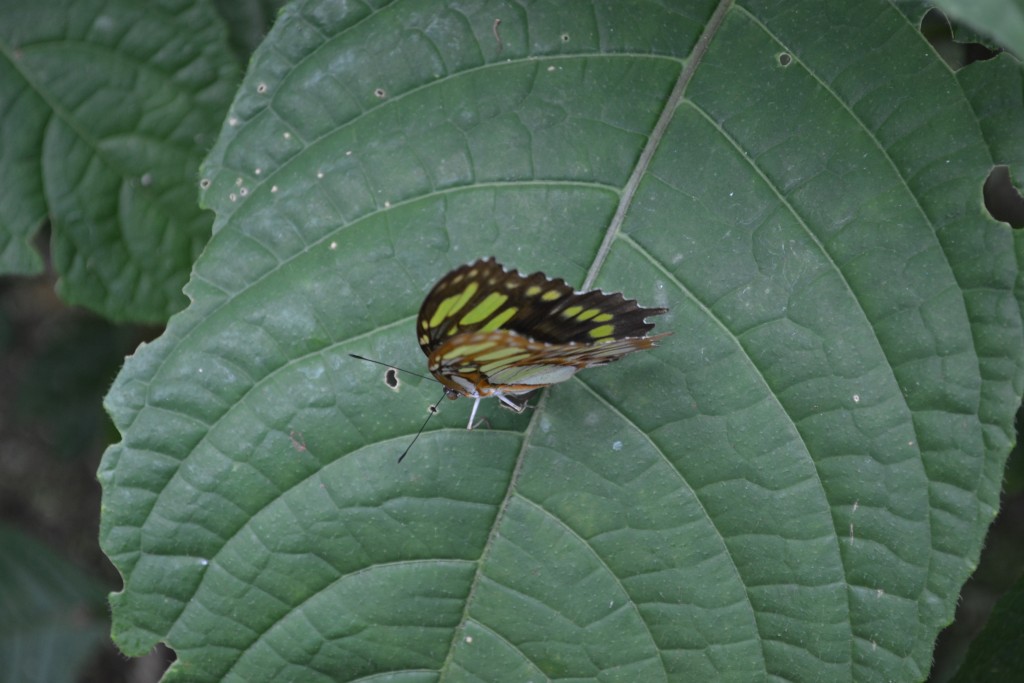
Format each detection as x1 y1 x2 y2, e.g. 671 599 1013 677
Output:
427 329 668 399
418 257 669 414
417 257 667 357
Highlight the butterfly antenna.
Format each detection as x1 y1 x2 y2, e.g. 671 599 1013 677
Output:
348 353 438 383
397 390 447 463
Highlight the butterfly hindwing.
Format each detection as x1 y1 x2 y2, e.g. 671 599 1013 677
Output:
429 329 661 390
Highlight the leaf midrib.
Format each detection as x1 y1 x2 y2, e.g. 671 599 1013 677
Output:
438 3 739 679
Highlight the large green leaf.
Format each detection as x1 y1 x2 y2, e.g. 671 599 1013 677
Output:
0 0 238 322
98 1 1024 681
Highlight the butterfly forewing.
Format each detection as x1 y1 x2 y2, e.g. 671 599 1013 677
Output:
417 258 664 352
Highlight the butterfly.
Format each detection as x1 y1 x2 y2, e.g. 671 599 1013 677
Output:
416 257 668 429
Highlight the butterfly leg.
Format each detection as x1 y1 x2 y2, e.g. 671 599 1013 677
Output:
466 396 481 430
470 415 492 430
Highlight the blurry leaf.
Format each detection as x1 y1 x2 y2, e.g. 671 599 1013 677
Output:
0 0 239 322
0 526 108 683
928 0 1024 57
1004 414 1024 494
98 1 1024 681
930 479 1024 682
949 573 1024 682
17 316 137 459
211 0 287 62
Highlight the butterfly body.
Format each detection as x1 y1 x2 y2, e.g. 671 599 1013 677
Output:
417 258 668 427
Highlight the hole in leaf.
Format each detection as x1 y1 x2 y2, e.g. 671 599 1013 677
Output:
919 8 999 69
385 368 399 389
984 166 1024 228
778 52 792 66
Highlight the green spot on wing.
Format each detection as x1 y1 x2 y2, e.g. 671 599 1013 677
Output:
562 305 583 318
480 306 518 332
480 355 531 374
441 341 495 360
460 292 509 325
541 290 561 301
474 346 527 362
430 282 478 328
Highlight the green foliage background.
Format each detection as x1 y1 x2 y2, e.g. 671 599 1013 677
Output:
2 0 1024 682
